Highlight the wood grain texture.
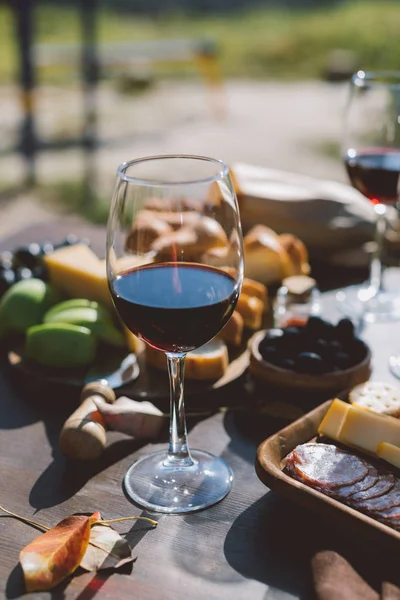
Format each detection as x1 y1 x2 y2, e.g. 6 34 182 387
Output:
1 219 400 599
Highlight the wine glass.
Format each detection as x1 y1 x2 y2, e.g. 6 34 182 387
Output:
106 154 243 513
336 70 400 322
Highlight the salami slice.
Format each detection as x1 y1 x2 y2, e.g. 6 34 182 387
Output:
329 464 378 500
354 480 400 515
349 472 395 505
285 443 369 490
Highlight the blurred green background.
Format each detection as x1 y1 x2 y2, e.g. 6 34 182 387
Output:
1 1 399 84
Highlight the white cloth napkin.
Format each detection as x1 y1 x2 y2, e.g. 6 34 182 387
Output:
232 163 398 266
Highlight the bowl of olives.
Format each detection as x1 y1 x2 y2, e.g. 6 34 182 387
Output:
248 317 372 396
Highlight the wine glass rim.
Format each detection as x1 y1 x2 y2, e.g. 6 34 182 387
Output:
116 154 230 187
352 70 400 88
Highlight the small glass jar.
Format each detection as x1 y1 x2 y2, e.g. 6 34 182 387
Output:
274 275 321 328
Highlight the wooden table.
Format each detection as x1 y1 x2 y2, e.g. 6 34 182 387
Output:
1 219 400 600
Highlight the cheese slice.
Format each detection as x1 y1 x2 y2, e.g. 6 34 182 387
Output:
317 398 351 440
377 442 400 469
44 244 111 307
145 338 229 380
339 407 400 454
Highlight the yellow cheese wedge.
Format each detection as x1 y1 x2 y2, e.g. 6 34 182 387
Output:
377 442 400 469
44 244 111 307
318 398 351 440
145 338 229 380
339 407 400 454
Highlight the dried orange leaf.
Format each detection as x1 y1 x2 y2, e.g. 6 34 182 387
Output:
20 512 100 592
80 523 134 571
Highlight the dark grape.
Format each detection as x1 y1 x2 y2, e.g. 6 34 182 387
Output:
0 269 15 296
13 243 42 269
278 358 296 370
41 241 54 255
33 264 49 282
1 251 13 270
259 345 279 364
15 267 33 282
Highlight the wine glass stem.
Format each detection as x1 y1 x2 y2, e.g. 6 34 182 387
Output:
165 353 193 467
369 204 387 293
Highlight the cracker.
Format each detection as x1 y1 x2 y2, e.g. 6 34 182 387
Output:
349 381 400 418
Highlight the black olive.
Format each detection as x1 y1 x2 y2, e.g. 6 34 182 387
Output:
295 351 326 375
333 351 351 370
259 345 279 364
278 358 296 371
329 340 344 354
336 318 355 342
347 339 367 364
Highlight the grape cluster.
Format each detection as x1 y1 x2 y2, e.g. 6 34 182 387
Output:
0 235 88 298
258 316 367 375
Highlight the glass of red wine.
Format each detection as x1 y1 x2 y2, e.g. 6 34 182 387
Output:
106 155 243 513
337 70 400 322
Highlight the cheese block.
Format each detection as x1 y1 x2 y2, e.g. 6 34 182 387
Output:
218 310 244 346
339 406 400 454
145 338 229 380
235 293 264 330
317 398 351 440
44 244 111 307
377 442 400 469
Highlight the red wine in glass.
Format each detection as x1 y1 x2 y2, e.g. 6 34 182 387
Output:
344 148 400 206
111 262 238 353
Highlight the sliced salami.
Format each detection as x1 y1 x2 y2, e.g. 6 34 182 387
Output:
349 472 395 505
285 443 369 490
352 480 400 515
329 464 379 500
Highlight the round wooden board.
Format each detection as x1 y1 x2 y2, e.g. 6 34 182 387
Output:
5 340 250 416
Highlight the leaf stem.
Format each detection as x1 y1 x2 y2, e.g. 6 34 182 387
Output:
0 504 49 531
97 516 158 527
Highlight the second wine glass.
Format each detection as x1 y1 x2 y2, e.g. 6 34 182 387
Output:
106 154 244 513
337 70 400 322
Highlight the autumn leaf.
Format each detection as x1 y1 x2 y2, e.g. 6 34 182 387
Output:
80 523 135 571
19 511 100 592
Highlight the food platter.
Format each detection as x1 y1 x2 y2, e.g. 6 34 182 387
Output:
256 398 400 550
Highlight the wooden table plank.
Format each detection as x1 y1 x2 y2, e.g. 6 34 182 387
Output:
1 218 400 599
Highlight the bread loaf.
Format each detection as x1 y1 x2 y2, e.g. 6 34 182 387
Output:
235 293 264 330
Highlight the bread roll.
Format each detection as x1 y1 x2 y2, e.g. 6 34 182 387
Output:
140 209 200 231
235 293 264 330
126 213 172 253
152 216 228 261
243 225 293 284
241 278 268 306
279 233 310 276
218 310 244 346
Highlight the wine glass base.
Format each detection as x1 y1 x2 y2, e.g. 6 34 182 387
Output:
123 449 233 514
336 285 400 323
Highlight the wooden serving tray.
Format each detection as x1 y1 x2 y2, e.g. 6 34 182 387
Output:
256 400 400 550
